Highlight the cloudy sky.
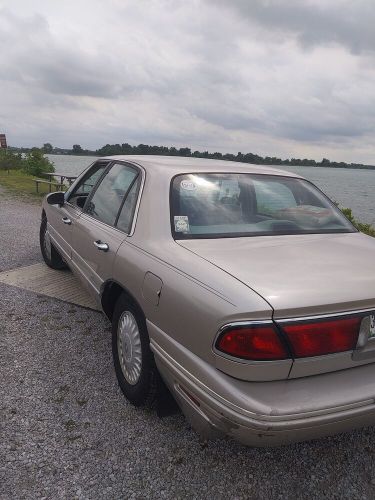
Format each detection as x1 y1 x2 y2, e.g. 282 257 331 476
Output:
1 0 375 163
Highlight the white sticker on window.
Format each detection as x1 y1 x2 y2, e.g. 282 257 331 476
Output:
180 180 197 191
174 215 190 233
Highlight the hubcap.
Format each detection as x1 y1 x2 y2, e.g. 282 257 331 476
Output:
44 227 52 260
117 311 142 385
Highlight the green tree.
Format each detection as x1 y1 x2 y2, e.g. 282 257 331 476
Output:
136 144 150 155
23 148 55 176
121 143 133 154
42 143 53 154
178 147 191 157
72 144 83 154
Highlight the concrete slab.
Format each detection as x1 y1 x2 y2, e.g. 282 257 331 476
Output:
0 262 100 311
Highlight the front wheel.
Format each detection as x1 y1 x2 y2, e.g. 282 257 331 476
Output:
112 294 159 407
39 217 67 270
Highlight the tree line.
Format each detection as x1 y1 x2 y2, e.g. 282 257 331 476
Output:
9 142 375 170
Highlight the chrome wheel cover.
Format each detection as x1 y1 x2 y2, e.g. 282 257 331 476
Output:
117 311 142 385
44 227 52 260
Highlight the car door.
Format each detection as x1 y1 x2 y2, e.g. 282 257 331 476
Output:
71 161 142 298
47 203 80 262
47 161 109 261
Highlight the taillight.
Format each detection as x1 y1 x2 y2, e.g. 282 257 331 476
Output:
216 324 289 361
280 316 361 358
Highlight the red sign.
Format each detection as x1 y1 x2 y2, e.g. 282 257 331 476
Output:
0 134 7 149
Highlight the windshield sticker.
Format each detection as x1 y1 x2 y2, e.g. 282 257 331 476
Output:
180 180 197 191
174 215 190 233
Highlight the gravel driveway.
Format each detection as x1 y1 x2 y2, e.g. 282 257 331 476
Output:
1 187 375 500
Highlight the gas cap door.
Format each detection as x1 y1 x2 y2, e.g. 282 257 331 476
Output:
142 272 163 306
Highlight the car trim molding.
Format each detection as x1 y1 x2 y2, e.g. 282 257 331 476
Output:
276 308 375 323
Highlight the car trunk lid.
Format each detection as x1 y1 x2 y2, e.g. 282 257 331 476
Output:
178 232 375 319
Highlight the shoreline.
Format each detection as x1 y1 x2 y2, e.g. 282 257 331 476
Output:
52 153 375 171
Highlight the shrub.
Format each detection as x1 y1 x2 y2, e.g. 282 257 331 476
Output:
0 149 24 171
23 148 55 177
341 207 375 237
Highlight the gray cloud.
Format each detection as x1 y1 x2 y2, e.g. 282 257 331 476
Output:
207 0 375 54
1 0 375 164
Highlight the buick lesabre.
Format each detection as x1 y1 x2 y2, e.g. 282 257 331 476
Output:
40 155 375 446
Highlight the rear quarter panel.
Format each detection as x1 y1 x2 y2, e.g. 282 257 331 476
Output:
113 238 273 364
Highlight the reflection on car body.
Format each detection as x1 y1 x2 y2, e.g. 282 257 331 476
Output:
40 155 375 446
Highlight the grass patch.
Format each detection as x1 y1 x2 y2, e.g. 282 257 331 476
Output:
0 170 66 199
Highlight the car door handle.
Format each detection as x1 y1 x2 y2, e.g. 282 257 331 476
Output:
94 240 109 252
62 217 72 225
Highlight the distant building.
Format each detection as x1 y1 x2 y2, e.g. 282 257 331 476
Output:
0 134 7 148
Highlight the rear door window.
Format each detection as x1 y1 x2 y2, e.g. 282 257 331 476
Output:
116 177 141 233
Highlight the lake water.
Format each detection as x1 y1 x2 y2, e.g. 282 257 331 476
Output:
47 154 375 226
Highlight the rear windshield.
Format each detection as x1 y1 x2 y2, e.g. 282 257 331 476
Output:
170 173 355 239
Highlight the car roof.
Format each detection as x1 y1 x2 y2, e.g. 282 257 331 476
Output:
101 155 303 179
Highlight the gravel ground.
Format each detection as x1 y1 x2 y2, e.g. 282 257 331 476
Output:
0 188 41 272
2 188 375 499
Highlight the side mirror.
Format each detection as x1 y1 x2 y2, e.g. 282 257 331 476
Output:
46 191 65 206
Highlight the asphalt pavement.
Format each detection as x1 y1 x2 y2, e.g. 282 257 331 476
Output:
1 186 375 500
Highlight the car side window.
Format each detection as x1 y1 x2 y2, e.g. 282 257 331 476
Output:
85 163 138 226
67 161 109 208
116 176 141 233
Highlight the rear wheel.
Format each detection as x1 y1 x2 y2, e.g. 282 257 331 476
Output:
112 294 159 407
39 216 67 270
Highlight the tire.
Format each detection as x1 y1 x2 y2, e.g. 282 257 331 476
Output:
112 294 159 407
39 217 67 270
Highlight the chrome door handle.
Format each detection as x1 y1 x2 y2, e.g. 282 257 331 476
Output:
62 217 72 225
94 240 109 252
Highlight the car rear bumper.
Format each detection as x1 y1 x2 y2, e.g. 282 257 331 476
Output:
148 321 375 446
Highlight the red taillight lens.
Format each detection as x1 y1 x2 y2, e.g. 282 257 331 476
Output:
216 325 289 361
281 316 361 358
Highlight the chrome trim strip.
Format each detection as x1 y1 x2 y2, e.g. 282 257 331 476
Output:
218 320 273 332
276 308 375 323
